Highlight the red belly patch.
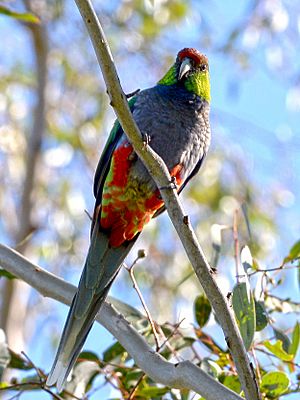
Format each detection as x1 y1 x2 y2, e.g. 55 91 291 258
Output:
100 140 184 247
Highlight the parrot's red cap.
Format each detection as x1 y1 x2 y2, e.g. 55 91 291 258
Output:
178 48 208 66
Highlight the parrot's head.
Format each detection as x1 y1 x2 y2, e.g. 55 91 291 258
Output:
158 48 210 102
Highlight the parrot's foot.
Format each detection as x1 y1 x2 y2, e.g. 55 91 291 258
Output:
142 132 151 147
159 176 177 191
126 88 140 98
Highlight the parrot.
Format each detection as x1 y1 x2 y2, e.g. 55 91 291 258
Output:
46 47 211 391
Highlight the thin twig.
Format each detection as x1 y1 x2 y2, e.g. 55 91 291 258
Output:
125 254 160 351
156 323 182 361
127 372 146 400
255 348 300 368
249 264 299 276
266 293 300 307
0 382 64 400
21 351 45 381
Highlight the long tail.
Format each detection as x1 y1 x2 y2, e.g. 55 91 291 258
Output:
46 226 136 391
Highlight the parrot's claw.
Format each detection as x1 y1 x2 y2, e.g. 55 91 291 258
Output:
159 176 177 191
126 88 141 99
142 132 151 148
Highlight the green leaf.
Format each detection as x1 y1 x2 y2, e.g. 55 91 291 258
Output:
273 328 291 353
177 389 190 400
0 269 16 280
8 350 32 370
123 370 144 389
103 341 128 363
263 340 294 361
194 294 212 328
282 239 300 264
108 297 149 332
289 322 300 357
260 371 290 398
0 330 10 379
78 351 101 364
200 358 222 378
219 373 242 394
135 386 170 398
65 360 100 397
232 283 256 350
255 300 268 331
0 5 40 23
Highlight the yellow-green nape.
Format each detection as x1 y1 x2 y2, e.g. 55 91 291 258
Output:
158 65 177 86
185 70 211 103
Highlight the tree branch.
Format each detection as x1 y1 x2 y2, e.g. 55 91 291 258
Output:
73 1 260 399
0 243 242 400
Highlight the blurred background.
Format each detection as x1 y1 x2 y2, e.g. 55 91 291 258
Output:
0 0 299 399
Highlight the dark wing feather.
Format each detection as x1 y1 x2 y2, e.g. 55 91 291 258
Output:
93 97 138 203
153 152 207 218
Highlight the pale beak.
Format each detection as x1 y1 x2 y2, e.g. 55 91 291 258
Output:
179 57 192 80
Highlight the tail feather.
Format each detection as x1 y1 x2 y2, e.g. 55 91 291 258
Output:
46 227 137 391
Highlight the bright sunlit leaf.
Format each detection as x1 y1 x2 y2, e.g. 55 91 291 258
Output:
0 5 40 23
260 371 290 398
282 239 300 265
219 373 242 394
263 340 294 361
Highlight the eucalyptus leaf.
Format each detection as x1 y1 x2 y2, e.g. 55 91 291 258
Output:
264 340 294 361
273 328 291 353
200 358 222 378
0 330 10 379
194 294 212 328
289 322 300 357
282 239 300 265
136 386 170 398
255 300 268 331
232 282 256 350
64 360 100 398
0 5 40 23
260 371 290 398
219 373 242 394
0 269 16 280
103 341 128 363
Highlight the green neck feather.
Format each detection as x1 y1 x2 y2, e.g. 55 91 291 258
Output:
158 65 211 103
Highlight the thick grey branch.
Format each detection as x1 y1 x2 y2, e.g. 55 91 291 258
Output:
73 1 261 399
0 243 242 400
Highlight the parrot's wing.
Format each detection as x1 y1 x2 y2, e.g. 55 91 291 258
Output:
93 97 137 203
153 152 207 218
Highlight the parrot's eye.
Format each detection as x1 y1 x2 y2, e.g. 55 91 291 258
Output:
199 64 207 72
